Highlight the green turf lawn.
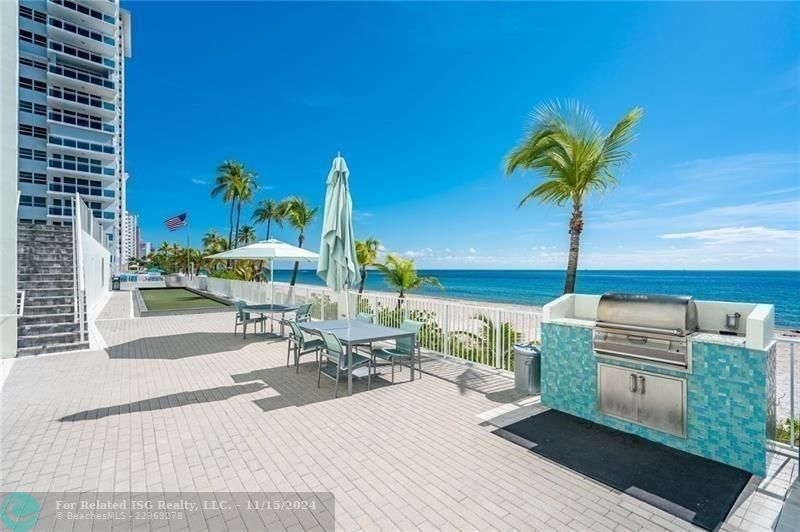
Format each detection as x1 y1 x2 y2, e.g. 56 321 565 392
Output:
139 288 229 311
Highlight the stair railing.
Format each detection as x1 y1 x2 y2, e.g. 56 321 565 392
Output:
72 194 86 343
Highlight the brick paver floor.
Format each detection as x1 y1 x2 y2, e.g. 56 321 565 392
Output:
1 301 797 531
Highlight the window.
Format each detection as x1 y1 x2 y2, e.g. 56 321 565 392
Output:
19 29 46 47
51 0 116 25
49 85 110 111
19 77 46 93
20 56 47 71
20 195 32 207
20 147 47 162
19 171 47 185
19 123 47 139
49 41 114 69
19 100 46 116
49 135 115 156
48 16 115 47
49 107 109 131
19 5 47 23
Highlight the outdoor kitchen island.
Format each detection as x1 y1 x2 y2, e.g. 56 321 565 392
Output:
540 293 776 476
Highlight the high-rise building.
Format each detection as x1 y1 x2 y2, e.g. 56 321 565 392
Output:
16 0 131 272
122 210 138 267
139 240 151 258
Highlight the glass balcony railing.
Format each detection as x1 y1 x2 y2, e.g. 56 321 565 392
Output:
49 158 116 176
48 16 115 47
48 183 114 198
49 135 115 155
49 87 116 113
50 0 116 26
49 112 115 133
49 64 115 90
49 41 115 69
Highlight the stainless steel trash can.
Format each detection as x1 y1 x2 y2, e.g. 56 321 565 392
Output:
111 276 120 291
514 343 541 394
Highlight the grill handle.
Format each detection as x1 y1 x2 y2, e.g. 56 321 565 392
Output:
627 335 648 344
629 374 638 393
596 322 682 336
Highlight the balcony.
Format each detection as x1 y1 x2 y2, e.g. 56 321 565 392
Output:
47 63 116 98
48 39 116 73
47 14 116 58
47 182 115 203
47 110 116 136
47 88 116 120
47 157 117 182
47 0 117 35
47 134 116 162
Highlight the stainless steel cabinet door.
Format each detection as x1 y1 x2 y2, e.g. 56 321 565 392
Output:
598 364 637 422
636 373 686 437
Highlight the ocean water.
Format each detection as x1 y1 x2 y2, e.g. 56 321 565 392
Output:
274 269 800 329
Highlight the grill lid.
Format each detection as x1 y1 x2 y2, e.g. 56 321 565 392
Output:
596 293 698 337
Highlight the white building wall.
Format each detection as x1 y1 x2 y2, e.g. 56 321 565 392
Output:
1 0 19 358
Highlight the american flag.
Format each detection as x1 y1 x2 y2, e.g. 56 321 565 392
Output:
164 213 187 231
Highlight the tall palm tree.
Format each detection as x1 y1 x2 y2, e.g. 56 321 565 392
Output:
202 229 222 250
211 161 240 250
505 100 643 294
237 224 257 245
280 196 318 286
232 169 257 247
251 198 284 240
377 254 442 303
355 236 381 294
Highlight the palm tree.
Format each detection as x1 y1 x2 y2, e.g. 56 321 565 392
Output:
237 224 257 245
252 198 284 240
355 237 381 294
281 196 318 286
232 169 257 247
377 254 442 303
202 229 222 250
211 161 240 250
505 100 643 294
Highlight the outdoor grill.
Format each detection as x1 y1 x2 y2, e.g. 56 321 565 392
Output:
592 293 698 367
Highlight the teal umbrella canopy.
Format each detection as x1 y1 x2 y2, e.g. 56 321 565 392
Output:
317 154 361 293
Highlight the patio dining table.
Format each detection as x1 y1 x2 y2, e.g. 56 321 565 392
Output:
242 303 299 337
300 319 417 395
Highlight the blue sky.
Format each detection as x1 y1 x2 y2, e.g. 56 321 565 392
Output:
124 1 799 270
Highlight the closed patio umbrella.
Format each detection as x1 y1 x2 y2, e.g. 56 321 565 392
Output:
207 239 319 304
317 154 361 318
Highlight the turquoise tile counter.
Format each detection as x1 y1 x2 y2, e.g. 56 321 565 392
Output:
541 322 776 476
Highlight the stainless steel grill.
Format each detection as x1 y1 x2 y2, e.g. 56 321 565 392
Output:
592 293 698 367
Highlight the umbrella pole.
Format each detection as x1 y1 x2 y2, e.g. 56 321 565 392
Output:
270 259 274 305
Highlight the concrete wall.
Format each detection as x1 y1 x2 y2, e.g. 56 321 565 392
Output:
541 322 773 475
80 229 111 318
0 1 19 358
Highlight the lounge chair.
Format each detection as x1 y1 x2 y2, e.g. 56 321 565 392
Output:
233 300 267 339
318 330 372 397
371 319 423 382
286 320 324 374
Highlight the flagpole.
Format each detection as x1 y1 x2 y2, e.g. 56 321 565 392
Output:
186 220 190 276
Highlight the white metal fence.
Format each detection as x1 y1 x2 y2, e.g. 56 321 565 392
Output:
774 336 799 449
197 278 542 372
194 277 799 445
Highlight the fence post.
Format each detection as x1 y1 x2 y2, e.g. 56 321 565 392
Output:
791 343 796 449
495 309 502 369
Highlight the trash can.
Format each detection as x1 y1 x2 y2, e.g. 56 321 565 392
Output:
514 343 541 394
197 274 208 291
111 275 120 291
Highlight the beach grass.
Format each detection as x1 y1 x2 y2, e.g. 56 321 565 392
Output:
139 288 228 311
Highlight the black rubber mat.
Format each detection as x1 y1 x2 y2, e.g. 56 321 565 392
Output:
493 410 751 531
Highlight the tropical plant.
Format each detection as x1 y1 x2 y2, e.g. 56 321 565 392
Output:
280 196 318 286
355 237 381 294
237 224 257 245
212 161 258 249
252 198 284 240
504 100 643 293
450 314 522 368
202 229 223 250
376 254 442 301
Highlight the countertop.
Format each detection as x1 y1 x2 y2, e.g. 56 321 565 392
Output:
548 318 595 329
690 332 747 348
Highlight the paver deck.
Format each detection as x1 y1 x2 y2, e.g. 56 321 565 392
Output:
1 299 797 531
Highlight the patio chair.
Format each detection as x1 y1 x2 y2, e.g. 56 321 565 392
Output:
354 312 375 354
234 300 267 339
371 319 423 382
287 320 324 374
318 330 372 397
294 303 312 323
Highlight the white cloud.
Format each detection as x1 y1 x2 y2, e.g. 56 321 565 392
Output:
353 210 373 221
469 247 476 254
191 178 208 185
661 226 800 245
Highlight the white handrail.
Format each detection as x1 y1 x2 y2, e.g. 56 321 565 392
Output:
72 193 86 343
